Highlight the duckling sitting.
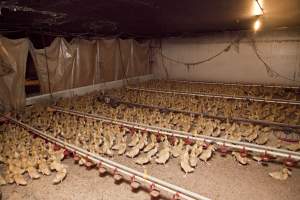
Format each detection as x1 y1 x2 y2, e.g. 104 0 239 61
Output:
269 168 291 181
27 166 40 179
135 154 151 165
199 145 215 163
180 146 194 174
155 137 171 165
232 152 249 165
13 174 27 186
126 145 140 158
53 168 67 184
0 174 7 186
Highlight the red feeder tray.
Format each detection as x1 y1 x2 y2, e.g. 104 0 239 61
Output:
261 151 271 162
63 150 70 158
113 169 122 182
172 192 180 200
53 144 61 151
203 141 209 149
150 184 160 199
169 135 176 145
184 137 193 145
73 155 80 163
156 132 162 142
130 128 135 135
219 144 229 157
130 176 140 190
85 160 95 170
98 163 107 175
131 182 140 190
239 147 248 158
284 155 297 167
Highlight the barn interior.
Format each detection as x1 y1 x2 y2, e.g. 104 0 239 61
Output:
0 1 300 200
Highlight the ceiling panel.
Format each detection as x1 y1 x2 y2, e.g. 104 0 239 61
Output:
0 0 299 38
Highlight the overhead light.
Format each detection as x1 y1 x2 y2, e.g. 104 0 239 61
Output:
253 16 261 32
252 0 264 16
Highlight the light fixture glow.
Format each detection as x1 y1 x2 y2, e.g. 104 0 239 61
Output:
253 18 261 31
252 0 264 16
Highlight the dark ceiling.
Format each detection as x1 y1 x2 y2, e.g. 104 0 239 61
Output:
1 0 300 38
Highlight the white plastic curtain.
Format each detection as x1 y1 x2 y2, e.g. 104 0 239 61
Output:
0 36 29 111
30 38 150 94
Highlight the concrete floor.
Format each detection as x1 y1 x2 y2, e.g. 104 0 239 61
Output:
1 154 300 200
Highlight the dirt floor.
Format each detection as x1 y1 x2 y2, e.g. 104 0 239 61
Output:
1 154 300 200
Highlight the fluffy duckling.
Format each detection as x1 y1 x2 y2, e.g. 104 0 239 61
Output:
3 171 14 184
13 174 27 186
171 139 184 158
155 140 170 165
136 132 148 150
199 145 215 163
53 168 67 184
38 159 51 176
126 145 140 158
135 154 151 165
245 128 259 142
143 134 157 152
27 166 40 179
189 144 199 167
128 133 140 147
232 152 249 165
269 168 291 181
147 143 159 158
0 174 7 186
255 132 269 145
102 138 114 157
180 146 194 174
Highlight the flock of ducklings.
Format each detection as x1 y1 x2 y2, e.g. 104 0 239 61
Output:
0 124 67 186
53 95 300 152
108 89 300 125
1 82 299 188
137 80 299 100
20 96 300 181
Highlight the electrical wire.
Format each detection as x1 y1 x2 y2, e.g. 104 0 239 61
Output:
251 38 300 83
158 40 169 79
159 38 238 67
255 0 265 15
41 34 54 99
117 39 129 85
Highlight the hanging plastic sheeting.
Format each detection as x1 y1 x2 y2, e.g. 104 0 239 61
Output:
130 39 151 77
31 37 150 94
71 39 98 87
96 39 150 82
30 37 77 93
0 36 29 111
96 39 127 82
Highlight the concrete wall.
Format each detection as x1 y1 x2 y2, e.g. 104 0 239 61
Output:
153 30 300 86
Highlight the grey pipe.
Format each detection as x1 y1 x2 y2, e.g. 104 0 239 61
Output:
167 79 300 89
106 97 300 130
127 87 300 105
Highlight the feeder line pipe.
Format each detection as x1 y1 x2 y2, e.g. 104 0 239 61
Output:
167 79 300 89
126 87 300 105
51 106 300 161
105 97 300 130
5 116 210 200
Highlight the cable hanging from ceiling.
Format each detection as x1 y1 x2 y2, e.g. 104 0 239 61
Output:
159 38 239 68
250 39 300 83
159 36 300 83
